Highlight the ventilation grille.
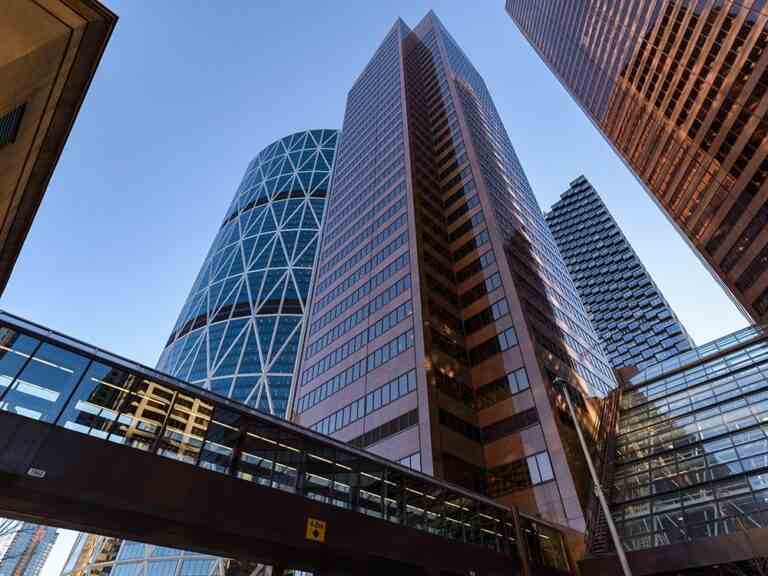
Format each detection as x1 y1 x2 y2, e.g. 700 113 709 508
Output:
0 104 26 146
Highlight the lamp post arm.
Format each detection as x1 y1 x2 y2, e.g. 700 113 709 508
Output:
553 377 633 576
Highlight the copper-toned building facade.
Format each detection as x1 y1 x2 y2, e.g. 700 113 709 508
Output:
291 11 616 533
506 0 768 323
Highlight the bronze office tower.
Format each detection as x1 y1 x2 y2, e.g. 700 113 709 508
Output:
506 0 768 322
291 12 616 532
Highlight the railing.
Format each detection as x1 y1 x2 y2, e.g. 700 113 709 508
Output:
0 311 552 562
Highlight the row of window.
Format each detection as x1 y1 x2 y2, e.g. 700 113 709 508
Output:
474 368 531 411
461 272 502 308
324 143 404 241
301 301 412 384
453 229 489 263
464 298 509 336
486 451 555 498
309 370 417 436
314 229 408 311
298 327 415 419
321 175 405 261
468 326 519 367
439 405 539 445
305 274 411 360
621 363 768 436
348 409 419 450
457 249 495 284
319 192 406 276
450 211 485 244
310 253 410 334
315 213 406 294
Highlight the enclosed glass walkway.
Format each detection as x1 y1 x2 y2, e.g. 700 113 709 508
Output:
0 311 572 575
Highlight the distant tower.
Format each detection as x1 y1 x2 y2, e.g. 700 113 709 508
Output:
0 523 57 576
546 176 694 370
157 129 339 417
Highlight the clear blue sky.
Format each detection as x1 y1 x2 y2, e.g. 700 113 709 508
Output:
11 3 750 575
4 0 747 375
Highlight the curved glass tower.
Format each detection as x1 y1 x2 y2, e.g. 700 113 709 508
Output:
157 129 339 417
61 130 339 576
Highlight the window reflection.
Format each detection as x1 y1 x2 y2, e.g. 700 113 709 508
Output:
59 363 136 439
0 328 39 390
0 342 89 422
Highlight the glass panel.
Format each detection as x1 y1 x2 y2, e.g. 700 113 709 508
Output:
151 546 180 558
304 445 334 504
0 328 39 391
358 459 385 519
1 342 89 422
523 518 570 571
473 504 502 550
147 560 177 576
112 564 142 576
59 363 137 439
331 449 356 510
111 379 174 450
117 542 145 560
236 421 279 486
384 469 407 525
157 392 213 464
179 559 216 576
198 406 242 474
443 492 470 542
404 478 441 534
272 433 302 493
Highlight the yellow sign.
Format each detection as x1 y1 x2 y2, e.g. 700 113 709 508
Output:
305 518 326 543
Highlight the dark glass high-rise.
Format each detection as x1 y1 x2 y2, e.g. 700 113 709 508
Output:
547 175 694 370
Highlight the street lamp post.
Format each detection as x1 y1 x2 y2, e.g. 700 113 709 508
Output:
552 377 633 576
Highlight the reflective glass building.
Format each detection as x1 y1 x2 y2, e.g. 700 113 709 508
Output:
61 537 259 576
0 523 56 576
546 175 694 371
584 325 768 574
157 129 338 417
292 12 615 532
506 0 768 324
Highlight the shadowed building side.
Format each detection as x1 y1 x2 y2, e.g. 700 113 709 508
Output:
0 0 117 293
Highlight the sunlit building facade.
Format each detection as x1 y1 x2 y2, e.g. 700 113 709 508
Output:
506 0 768 323
291 12 615 532
546 175 694 370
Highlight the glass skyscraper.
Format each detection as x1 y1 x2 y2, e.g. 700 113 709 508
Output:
0 523 57 576
583 324 768 574
505 0 768 324
156 129 338 417
62 130 338 576
291 12 615 532
546 175 694 371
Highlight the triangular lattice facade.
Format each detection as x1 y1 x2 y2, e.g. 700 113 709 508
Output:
156 129 338 417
